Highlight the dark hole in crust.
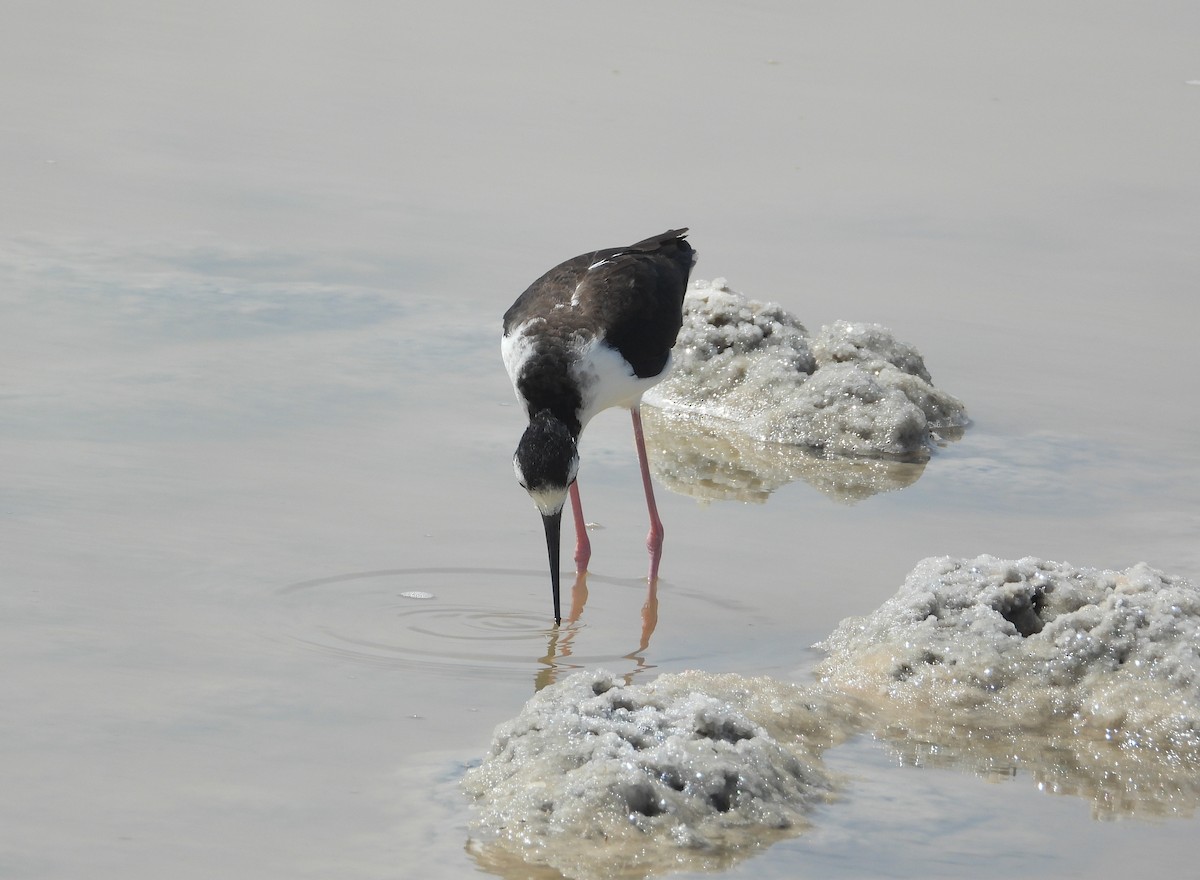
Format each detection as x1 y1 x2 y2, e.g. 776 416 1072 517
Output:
993 588 1047 637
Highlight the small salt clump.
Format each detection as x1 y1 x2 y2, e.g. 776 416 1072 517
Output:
462 670 833 878
645 279 967 458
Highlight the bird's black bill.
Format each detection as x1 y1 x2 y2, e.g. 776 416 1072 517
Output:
541 510 563 625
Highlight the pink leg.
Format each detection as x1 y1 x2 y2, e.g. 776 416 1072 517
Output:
569 481 591 571
630 406 664 582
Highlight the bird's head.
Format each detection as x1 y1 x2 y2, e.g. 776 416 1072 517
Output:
514 410 578 626
513 410 579 515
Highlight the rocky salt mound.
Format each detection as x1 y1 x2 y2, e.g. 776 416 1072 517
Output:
645 279 968 459
816 556 1200 745
462 670 835 879
815 556 1200 815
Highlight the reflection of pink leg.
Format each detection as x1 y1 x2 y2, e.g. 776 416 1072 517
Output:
639 579 659 652
569 481 591 571
567 569 589 623
631 407 664 582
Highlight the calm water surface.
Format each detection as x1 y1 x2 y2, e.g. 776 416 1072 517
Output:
4 2 1199 878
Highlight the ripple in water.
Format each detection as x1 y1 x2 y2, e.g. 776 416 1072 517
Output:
277 567 668 682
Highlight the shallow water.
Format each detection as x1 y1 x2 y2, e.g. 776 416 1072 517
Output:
4 2 1200 878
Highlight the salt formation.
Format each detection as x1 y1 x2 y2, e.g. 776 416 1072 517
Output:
816 555 1200 815
645 279 967 459
464 557 1200 876
462 670 834 879
816 556 1200 746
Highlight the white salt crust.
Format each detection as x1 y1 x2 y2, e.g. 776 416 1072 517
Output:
816 555 1200 818
465 557 1200 871
462 670 835 878
644 279 968 458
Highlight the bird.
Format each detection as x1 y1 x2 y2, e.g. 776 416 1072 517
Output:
502 229 696 625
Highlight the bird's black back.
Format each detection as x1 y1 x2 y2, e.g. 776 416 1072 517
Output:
503 228 695 380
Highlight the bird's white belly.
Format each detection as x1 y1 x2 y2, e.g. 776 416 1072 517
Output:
572 336 670 429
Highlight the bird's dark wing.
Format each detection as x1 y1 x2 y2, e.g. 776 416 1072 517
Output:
503 230 695 339
573 230 695 378
587 228 692 267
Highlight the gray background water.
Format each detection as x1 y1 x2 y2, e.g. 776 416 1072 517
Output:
4 2 1199 877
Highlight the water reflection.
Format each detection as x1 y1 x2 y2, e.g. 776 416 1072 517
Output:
465 829 785 880
873 713 1200 820
812 686 1200 820
535 572 659 692
642 405 933 504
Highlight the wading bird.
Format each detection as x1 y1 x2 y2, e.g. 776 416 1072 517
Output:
502 229 696 624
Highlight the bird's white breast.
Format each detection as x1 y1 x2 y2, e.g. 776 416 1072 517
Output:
503 318 671 431
501 321 541 415
572 336 671 430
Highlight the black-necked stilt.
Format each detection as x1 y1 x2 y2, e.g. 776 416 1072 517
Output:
502 229 696 625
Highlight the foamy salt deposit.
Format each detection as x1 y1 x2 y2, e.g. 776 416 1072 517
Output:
466 557 1200 874
644 279 968 458
462 670 834 879
816 559 1200 739
816 555 1200 818
817 555 1200 757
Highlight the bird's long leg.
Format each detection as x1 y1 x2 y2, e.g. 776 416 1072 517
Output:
630 406 664 582
569 481 591 571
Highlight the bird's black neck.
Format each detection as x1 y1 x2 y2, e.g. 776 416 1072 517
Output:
516 356 583 437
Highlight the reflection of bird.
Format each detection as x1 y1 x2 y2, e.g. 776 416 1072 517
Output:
502 229 696 624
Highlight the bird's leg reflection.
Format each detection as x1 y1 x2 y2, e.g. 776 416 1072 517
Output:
566 568 589 623
638 578 659 653
619 580 660 685
568 482 591 571
534 570 590 691
534 571 661 692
